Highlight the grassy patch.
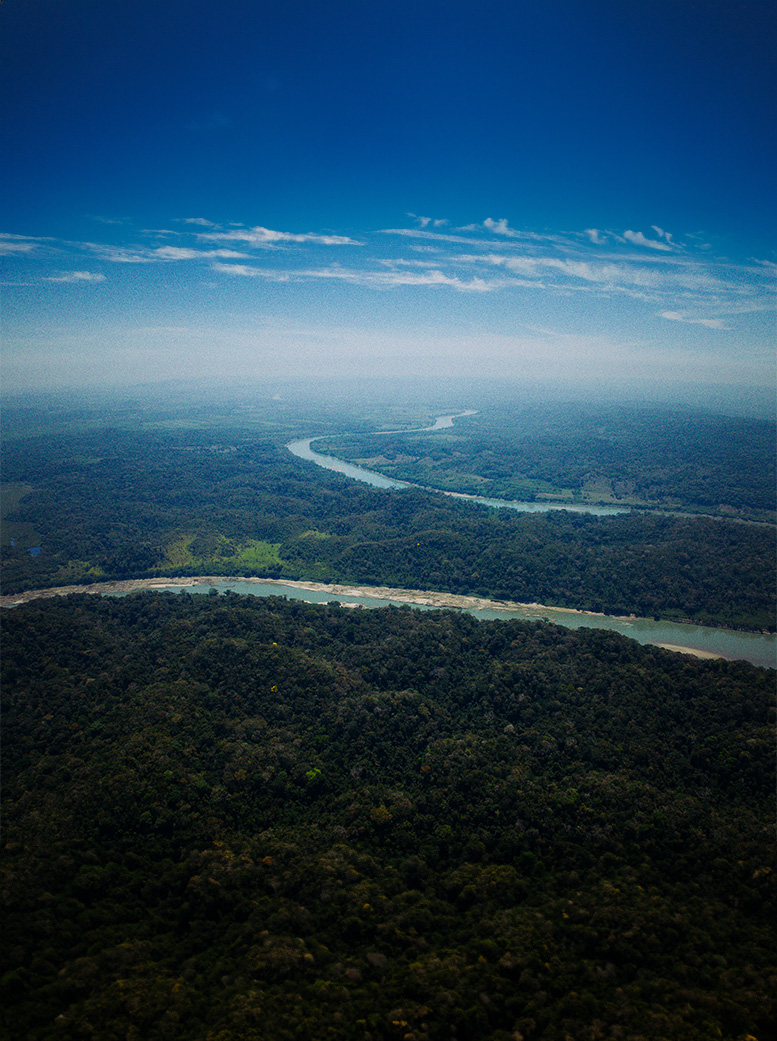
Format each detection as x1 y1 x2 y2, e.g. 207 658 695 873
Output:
163 535 199 568
162 534 283 571
54 562 108 584
233 539 283 567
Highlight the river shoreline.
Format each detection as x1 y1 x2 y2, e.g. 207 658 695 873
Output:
3 575 774 665
0 575 604 616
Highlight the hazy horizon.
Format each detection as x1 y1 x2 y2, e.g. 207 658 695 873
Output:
2 375 774 425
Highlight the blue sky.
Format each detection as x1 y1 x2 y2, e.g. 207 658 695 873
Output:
2 0 775 401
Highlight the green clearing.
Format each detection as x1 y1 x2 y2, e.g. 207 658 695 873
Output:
57 561 108 583
162 534 283 572
234 539 283 567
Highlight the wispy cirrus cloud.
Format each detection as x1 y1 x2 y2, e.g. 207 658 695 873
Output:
382 222 561 248
212 260 493 292
85 244 249 263
46 271 106 283
2 214 773 341
481 218 557 243
210 263 292 281
200 225 362 247
0 239 39 256
305 266 492 292
178 217 218 226
462 252 662 290
152 246 248 261
375 220 773 326
622 229 674 251
0 233 49 255
483 217 522 238
200 215 776 324
659 310 728 329
652 225 674 245
408 213 449 229
380 227 496 247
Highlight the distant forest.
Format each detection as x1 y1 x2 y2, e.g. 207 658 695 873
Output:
316 404 776 520
2 592 774 1041
2 400 775 630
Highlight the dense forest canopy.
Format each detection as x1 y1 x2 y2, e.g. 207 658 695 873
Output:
2 592 774 1041
1 396 775 631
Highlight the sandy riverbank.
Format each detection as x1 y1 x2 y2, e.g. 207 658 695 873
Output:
0 575 564 616
654 642 723 660
0 576 734 662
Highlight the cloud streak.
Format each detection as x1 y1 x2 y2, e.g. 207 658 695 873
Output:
46 271 106 283
659 310 727 329
212 261 494 292
622 229 674 251
0 233 49 255
199 225 362 247
84 244 250 263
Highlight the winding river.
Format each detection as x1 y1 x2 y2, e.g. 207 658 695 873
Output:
287 412 628 516
280 412 775 668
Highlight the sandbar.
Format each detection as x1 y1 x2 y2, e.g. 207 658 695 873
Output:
654 642 724 660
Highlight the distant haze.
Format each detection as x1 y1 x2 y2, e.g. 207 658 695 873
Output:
3 376 774 424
